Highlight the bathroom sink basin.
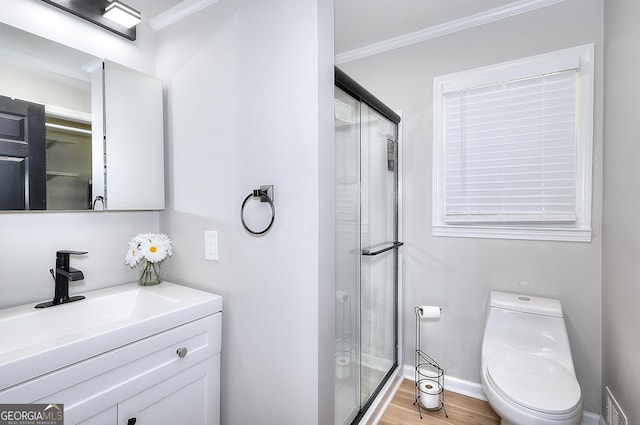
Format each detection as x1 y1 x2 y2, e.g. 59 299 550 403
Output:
0 282 222 390
2 288 179 353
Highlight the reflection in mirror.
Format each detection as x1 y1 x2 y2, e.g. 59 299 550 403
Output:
0 23 99 211
46 115 93 209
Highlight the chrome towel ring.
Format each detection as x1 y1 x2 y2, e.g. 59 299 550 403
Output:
241 185 275 236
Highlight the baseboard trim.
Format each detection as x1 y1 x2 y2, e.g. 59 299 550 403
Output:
400 364 602 425
360 367 404 425
592 411 607 425
401 364 486 400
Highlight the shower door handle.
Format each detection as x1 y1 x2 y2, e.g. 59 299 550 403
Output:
361 241 404 256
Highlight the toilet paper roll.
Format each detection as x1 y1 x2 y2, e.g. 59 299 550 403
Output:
417 305 441 320
418 380 441 409
336 290 351 303
335 355 351 379
417 364 440 379
335 355 350 367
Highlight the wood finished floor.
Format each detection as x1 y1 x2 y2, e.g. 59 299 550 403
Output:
379 380 500 425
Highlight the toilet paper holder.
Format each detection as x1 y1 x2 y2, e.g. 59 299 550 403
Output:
413 306 448 419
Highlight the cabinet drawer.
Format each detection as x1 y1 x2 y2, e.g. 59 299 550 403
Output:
118 355 220 425
0 313 221 423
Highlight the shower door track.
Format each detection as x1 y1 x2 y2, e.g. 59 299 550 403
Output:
351 363 399 425
335 67 401 125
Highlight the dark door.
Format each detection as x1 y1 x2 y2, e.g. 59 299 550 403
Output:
0 95 46 210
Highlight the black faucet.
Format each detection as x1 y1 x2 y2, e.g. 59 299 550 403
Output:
35 250 88 309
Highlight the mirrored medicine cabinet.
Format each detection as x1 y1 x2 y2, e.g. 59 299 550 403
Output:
0 23 164 211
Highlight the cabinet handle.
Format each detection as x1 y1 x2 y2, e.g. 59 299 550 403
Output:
176 347 188 358
127 418 137 425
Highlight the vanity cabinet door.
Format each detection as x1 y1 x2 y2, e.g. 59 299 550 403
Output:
117 355 220 425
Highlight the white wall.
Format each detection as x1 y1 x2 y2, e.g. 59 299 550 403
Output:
0 212 159 308
1 0 157 75
0 0 162 310
602 0 640 422
339 0 604 413
154 0 335 424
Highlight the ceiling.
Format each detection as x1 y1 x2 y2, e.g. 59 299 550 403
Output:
132 0 524 55
334 0 517 55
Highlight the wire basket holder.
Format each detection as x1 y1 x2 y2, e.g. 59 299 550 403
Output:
335 290 352 380
413 306 448 419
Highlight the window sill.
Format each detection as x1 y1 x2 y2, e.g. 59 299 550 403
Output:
432 224 592 242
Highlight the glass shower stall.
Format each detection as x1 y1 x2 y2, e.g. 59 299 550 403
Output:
334 68 402 425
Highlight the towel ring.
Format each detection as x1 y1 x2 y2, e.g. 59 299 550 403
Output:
241 185 275 236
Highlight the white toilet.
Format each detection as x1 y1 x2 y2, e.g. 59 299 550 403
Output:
481 291 583 425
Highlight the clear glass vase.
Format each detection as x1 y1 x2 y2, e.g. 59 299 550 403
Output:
139 261 162 286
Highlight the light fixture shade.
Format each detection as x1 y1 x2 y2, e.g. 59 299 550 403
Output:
103 1 141 29
40 0 138 40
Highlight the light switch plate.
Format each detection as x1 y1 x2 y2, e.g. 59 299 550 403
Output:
205 231 218 261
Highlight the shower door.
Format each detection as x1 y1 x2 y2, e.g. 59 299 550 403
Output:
334 69 400 425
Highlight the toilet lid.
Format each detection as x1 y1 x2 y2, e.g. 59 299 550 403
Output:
487 350 581 415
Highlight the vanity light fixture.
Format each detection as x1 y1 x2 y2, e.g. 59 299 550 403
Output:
40 0 140 40
103 1 141 29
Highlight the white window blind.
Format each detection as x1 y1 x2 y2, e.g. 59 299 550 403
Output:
443 70 578 224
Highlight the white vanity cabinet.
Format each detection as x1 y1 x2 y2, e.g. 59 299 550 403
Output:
0 282 222 425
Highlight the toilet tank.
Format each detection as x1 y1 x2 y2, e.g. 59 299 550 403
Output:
481 291 575 372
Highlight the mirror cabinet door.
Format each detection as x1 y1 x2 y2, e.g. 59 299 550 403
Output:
100 61 165 211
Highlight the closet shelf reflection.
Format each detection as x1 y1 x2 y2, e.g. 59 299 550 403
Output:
46 170 80 180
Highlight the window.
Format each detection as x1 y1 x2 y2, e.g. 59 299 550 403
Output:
432 44 594 242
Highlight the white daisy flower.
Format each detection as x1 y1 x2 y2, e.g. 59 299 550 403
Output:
125 240 142 267
140 234 169 263
125 233 173 267
155 234 172 256
134 233 151 244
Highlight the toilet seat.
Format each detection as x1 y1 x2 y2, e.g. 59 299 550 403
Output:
487 350 581 415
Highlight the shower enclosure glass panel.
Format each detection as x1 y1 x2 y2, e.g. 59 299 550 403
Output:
359 105 398 407
334 83 399 425
335 87 361 425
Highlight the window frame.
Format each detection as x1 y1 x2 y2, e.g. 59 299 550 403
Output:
432 44 595 242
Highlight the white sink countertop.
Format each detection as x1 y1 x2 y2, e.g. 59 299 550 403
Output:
0 282 222 390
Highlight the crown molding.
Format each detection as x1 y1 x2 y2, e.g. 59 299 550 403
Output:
0 47 93 82
149 0 219 32
334 0 567 64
